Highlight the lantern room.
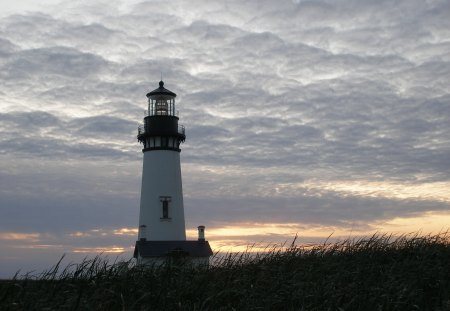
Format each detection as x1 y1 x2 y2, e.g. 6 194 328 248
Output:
146 81 177 116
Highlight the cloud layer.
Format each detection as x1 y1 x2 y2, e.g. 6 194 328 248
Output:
0 0 449 276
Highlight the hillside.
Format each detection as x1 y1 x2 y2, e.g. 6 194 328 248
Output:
1 233 449 310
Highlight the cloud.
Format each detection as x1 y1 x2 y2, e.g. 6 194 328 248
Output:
1 46 110 81
0 109 142 160
0 232 40 241
0 0 449 276
0 111 61 129
184 189 450 228
70 115 136 136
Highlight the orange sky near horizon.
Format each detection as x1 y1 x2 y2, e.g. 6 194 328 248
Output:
1 177 449 254
2 211 449 254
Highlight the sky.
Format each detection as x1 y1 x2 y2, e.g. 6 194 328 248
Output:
0 0 449 278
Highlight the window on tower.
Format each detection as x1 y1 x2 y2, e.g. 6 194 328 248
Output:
160 196 171 220
163 201 168 218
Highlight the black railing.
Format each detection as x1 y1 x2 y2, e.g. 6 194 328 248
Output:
137 124 185 136
138 124 145 136
144 110 179 117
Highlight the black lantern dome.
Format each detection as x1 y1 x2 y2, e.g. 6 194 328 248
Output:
146 81 177 99
137 81 185 152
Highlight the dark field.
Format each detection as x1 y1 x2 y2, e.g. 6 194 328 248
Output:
1 233 449 310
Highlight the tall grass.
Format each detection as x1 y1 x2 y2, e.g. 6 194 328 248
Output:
1 233 449 310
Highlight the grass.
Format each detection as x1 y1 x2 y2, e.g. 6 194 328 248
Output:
1 232 450 310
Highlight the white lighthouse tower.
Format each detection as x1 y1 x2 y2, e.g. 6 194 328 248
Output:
134 81 212 266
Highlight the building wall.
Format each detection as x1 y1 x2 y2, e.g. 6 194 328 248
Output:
137 255 210 267
138 150 186 240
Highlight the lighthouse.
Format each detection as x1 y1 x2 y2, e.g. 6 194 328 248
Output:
133 81 213 266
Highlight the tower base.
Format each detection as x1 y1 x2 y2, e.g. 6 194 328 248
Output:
134 240 213 267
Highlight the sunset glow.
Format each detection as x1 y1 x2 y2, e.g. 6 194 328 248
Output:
0 233 41 241
72 246 131 254
301 180 450 203
113 228 138 236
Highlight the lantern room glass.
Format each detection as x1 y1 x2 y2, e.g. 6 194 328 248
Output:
148 98 176 116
